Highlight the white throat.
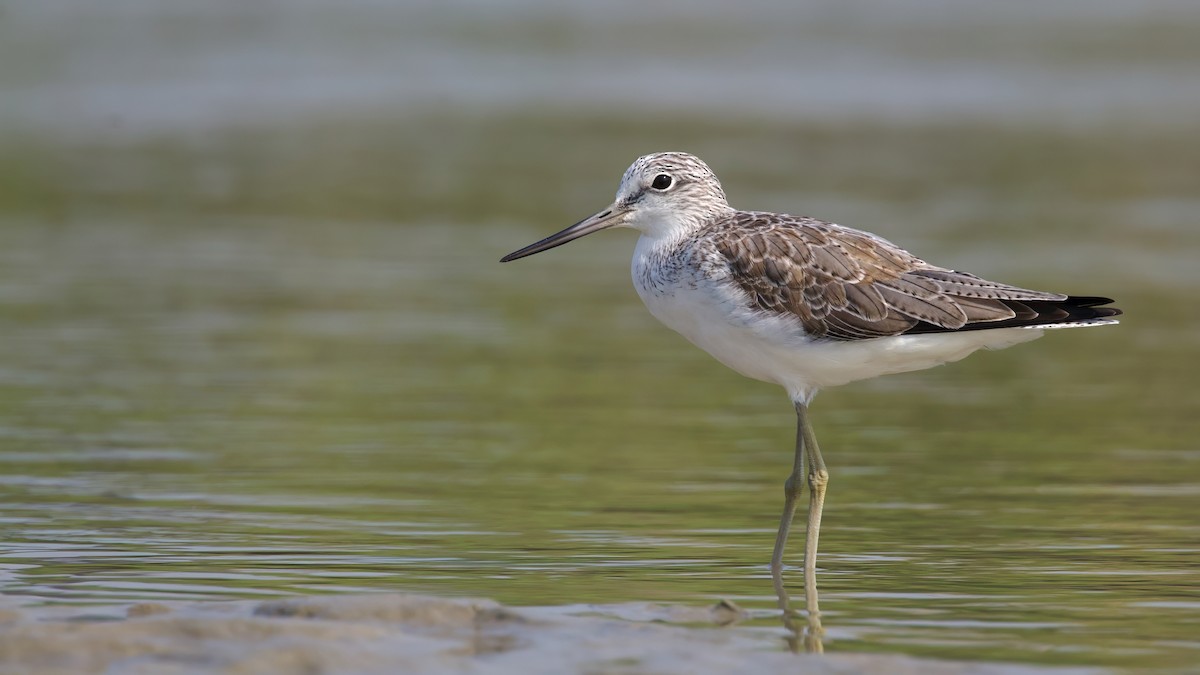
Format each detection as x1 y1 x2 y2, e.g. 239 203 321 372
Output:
627 203 721 242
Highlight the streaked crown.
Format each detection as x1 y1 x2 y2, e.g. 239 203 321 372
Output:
615 152 733 232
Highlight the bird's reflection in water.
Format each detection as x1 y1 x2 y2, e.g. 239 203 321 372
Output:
777 581 824 654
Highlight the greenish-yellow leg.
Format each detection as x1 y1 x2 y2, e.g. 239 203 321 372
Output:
769 402 806 606
798 401 828 620
772 401 828 652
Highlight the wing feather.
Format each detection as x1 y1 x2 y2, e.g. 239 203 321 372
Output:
708 212 1120 341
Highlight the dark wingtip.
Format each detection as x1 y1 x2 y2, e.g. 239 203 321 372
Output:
1069 296 1122 318
1069 296 1118 308
906 294 1122 335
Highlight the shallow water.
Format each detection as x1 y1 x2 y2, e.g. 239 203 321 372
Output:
1 1 1199 672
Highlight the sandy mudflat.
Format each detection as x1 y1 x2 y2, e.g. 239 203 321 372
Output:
0 593 1089 674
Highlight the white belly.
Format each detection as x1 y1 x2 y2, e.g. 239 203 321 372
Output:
631 237 1043 402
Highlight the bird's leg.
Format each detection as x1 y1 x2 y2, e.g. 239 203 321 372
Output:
771 401 808 609
796 401 828 621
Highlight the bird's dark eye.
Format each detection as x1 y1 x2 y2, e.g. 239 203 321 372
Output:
651 174 673 190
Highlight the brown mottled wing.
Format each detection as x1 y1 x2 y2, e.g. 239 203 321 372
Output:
710 212 1103 341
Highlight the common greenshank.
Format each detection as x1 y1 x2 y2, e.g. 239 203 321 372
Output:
500 151 1121 628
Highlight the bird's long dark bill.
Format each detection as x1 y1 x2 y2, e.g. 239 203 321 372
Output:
500 207 623 262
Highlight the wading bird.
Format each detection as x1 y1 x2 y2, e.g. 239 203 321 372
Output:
500 152 1120 634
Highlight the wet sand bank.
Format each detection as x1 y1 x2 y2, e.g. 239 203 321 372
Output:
0 593 1087 674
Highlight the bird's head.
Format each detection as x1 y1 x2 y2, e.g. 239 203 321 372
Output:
500 152 730 262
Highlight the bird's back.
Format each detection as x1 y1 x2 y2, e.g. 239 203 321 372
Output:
700 211 1120 339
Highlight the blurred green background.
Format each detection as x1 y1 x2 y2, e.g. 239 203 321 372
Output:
1 0 1198 669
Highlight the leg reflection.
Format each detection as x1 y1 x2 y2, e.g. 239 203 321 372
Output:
777 581 825 654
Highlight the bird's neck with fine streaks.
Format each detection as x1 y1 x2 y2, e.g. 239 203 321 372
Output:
631 225 694 298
